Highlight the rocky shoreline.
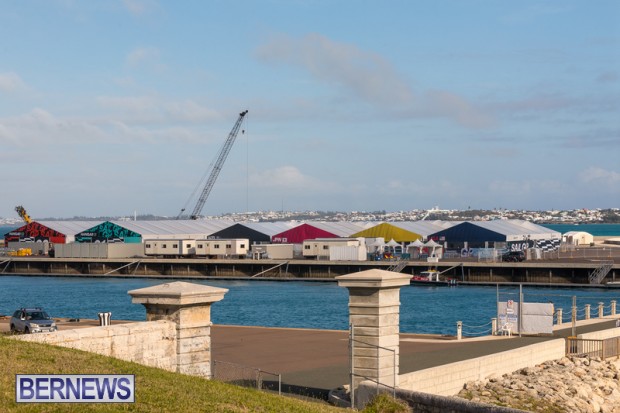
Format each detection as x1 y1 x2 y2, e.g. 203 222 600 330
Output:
457 356 620 412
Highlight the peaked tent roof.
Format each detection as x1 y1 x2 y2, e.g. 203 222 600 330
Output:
429 220 561 243
469 220 561 241
392 220 460 238
209 222 296 245
75 221 142 243
112 219 234 239
271 222 365 244
429 222 506 243
4 221 95 244
350 222 422 243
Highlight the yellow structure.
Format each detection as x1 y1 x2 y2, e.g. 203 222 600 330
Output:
15 205 32 224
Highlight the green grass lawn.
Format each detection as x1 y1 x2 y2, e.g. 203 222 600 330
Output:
0 335 350 412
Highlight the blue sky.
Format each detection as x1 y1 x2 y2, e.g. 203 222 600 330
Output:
1 1 618 218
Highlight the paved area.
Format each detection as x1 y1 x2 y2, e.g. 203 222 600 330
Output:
210 318 620 398
2 316 618 399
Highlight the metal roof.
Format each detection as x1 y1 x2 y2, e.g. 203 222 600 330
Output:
36 221 100 235
470 220 561 241
237 221 297 236
391 220 459 237
301 221 368 237
112 219 234 238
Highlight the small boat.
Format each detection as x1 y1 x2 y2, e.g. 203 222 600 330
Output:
410 270 457 286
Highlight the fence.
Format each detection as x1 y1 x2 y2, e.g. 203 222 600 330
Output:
457 287 620 338
211 360 281 395
459 320 494 337
566 336 620 359
541 245 620 261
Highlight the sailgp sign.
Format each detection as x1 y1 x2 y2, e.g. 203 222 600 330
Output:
16 375 135 403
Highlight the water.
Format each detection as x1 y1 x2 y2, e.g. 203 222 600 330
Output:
540 223 620 237
1 276 619 336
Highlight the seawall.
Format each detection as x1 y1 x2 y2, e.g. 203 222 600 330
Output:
1 257 619 285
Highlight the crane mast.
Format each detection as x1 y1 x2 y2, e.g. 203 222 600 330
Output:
183 110 248 220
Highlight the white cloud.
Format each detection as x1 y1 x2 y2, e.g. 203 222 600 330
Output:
0 72 27 92
256 33 493 128
250 166 338 192
579 167 620 188
126 47 161 67
122 0 157 16
257 33 412 106
0 108 207 147
97 95 221 123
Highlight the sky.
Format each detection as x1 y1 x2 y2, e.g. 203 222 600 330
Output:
0 1 619 219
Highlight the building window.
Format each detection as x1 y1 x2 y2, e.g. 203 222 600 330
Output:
304 245 310 250
162 244 167 248
214 244 220 249
226 244 232 249
240 244 245 248
323 245 329 250
172 244 178 248
145 244 151 248
186 244 191 248
197 244 203 248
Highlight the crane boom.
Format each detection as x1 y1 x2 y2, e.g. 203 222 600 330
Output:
186 110 248 220
15 205 32 224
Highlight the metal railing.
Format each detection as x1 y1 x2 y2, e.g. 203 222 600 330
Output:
589 261 615 284
566 336 620 359
387 260 408 273
212 360 281 395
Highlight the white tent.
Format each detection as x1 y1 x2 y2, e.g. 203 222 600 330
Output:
406 239 425 259
407 239 425 248
424 239 443 258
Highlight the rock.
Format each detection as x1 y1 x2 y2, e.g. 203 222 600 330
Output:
457 355 620 412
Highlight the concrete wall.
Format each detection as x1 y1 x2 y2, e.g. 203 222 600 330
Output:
579 326 620 340
14 321 177 372
395 339 566 397
55 242 144 258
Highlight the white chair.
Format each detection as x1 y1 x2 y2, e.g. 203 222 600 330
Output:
499 322 513 337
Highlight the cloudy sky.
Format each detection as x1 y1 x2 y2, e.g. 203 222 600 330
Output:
1 1 618 219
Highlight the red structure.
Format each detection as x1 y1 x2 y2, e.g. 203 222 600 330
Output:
271 223 340 244
4 222 67 244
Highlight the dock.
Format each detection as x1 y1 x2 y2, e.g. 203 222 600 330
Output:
1 256 619 285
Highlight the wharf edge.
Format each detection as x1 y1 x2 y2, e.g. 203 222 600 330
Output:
2 257 620 285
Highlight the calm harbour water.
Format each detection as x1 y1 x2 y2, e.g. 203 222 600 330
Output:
1 276 619 336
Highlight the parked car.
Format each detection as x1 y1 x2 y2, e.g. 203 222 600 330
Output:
502 250 526 262
10 308 57 333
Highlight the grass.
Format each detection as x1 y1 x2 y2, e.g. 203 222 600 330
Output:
0 335 349 413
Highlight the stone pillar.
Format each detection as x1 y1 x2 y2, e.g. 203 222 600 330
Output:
585 304 591 320
336 269 410 396
612 300 616 316
598 302 604 318
557 308 563 326
128 281 227 378
456 321 463 340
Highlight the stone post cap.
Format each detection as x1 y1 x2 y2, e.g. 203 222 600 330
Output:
336 269 410 288
129 281 228 306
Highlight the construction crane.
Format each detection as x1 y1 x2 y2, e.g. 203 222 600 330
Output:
178 110 248 220
15 205 32 224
